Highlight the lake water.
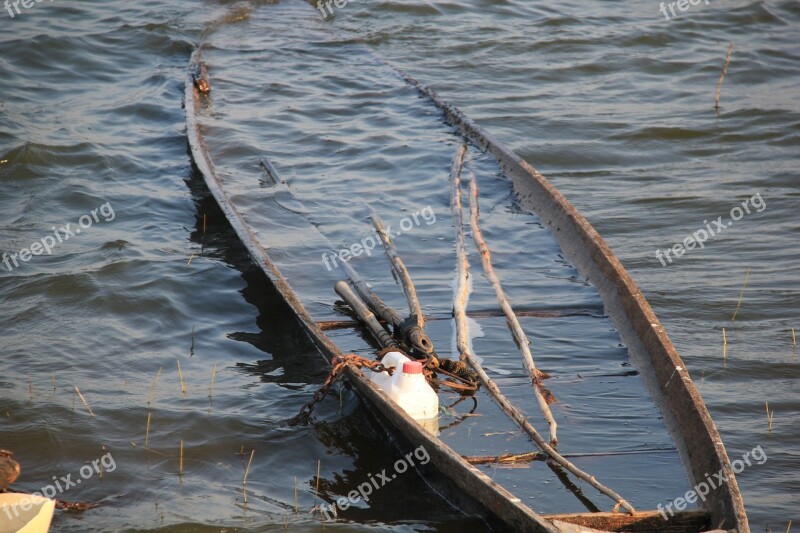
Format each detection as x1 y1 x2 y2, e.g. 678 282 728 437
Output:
1 0 797 531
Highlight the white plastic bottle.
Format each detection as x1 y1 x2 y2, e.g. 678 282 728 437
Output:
369 352 439 421
389 360 439 421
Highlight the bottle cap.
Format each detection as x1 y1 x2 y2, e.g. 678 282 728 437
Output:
403 361 423 375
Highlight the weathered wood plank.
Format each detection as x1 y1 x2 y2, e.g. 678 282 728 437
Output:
544 510 709 533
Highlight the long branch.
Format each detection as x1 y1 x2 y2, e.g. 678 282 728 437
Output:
449 148 635 515
467 178 558 446
370 213 426 327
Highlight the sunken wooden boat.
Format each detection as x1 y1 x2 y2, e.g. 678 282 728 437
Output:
184 44 748 532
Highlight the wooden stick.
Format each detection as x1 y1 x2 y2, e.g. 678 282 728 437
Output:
715 43 734 111
467 177 558 445
731 266 750 321
464 451 541 465
464 448 674 465
74 386 95 417
370 213 425 327
450 165 635 515
450 144 471 341
334 281 398 349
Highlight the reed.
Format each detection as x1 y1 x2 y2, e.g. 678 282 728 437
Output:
74 386 95 417
792 328 796 348
28 377 34 401
731 267 750 321
177 360 186 396
145 412 152 448
179 440 184 476
242 449 255 503
208 364 217 398
314 459 321 509
294 476 298 513
786 520 791 533
722 327 727 358
202 213 207 239
51 375 56 393
147 367 163 405
766 402 774 432
190 325 195 357
715 43 734 111
187 253 195 266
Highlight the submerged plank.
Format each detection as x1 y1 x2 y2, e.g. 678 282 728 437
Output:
544 510 709 533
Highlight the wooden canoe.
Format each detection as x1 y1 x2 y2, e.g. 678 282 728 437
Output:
184 48 748 532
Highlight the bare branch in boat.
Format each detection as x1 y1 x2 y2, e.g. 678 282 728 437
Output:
450 146 635 515
467 177 559 441
370 213 429 339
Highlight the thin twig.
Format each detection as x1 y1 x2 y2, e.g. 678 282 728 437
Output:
766 401 774 432
715 43 734 111
242 449 254 503
370 213 425 326
208 364 218 397
467 177 558 445
450 163 635 515
145 412 151 449
314 459 321 509
148 367 163 405
179 440 184 476
74 386 95 417
723 327 727 359
177 360 187 396
731 266 750 321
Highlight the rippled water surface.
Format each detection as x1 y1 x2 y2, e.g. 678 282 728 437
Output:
1 1 797 531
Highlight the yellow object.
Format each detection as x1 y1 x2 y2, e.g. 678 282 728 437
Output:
0 493 55 533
